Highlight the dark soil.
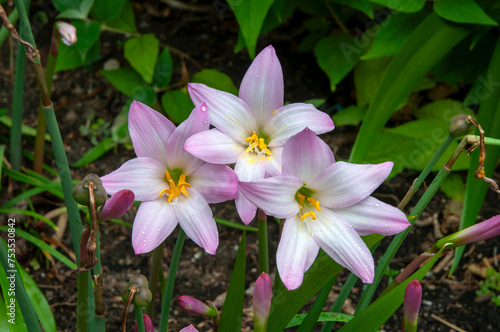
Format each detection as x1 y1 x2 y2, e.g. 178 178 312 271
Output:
1 1 499 331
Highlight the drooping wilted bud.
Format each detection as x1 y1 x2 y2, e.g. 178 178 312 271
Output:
177 295 217 318
78 229 91 265
448 113 474 138
253 272 272 332
72 174 107 207
134 314 153 332
121 274 152 307
56 22 77 46
403 280 422 332
98 190 135 221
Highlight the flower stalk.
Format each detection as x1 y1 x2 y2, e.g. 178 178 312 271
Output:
257 209 269 274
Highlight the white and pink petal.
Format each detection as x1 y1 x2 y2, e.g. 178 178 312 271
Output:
189 163 238 204
184 129 245 165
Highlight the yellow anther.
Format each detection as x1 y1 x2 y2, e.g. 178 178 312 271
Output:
159 171 191 202
272 109 278 115
310 211 317 220
245 131 272 156
300 212 310 222
307 197 316 204
315 200 321 211
297 194 305 204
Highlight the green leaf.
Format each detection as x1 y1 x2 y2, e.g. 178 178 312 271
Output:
338 246 445 331
0 258 27 331
0 145 4 190
287 312 353 328
354 57 392 106
111 105 131 143
20 267 56 332
73 20 101 61
153 48 173 88
368 0 425 12
218 232 246 331
70 137 116 167
124 34 160 83
90 0 126 22
214 218 258 232
100 66 144 95
103 0 138 33
440 173 466 201
434 0 497 26
333 105 367 126
228 0 274 58
0 297 9 331
315 33 363 92
330 0 373 19
0 114 51 141
192 69 238 95
0 209 57 230
361 11 427 60
54 0 94 19
161 90 194 123
350 13 472 163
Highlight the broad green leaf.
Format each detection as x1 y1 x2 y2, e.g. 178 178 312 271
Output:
111 105 131 143
267 234 382 331
272 0 299 22
153 48 173 88
368 0 425 12
303 17 329 31
103 0 138 33
90 0 126 22
330 0 373 19
73 20 101 61
350 13 471 163
414 99 475 126
452 38 500 275
434 0 497 26
70 137 116 168
361 11 427 60
338 247 445 331
20 268 56 332
440 173 466 201
100 66 144 96
315 33 362 92
288 312 353 328
192 69 238 95
228 0 274 58
354 57 392 106
161 90 194 124
54 0 94 19
218 232 246 331
333 105 367 126
124 34 160 83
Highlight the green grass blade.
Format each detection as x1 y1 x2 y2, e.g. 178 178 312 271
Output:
218 231 247 331
0 144 5 190
0 256 27 331
70 137 116 168
287 312 353 328
215 218 258 232
0 209 57 230
297 276 336 331
1 187 46 210
349 13 471 163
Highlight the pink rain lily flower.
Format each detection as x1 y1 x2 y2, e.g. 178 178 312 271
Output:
101 101 238 255
239 128 410 289
180 325 198 332
184 45 334 224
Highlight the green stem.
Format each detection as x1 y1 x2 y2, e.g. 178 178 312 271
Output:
77 270 89 332
257 209 269 274
10 43 26 171
146 241 165 318
355 137 469 314
135 307 146 332
159 229 186 332
482 136 500 146
33 52 56 173
0 8 18 47
297 276 336 332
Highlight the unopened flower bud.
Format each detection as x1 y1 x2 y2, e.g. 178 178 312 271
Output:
73 174 107 207
448 113 474 138
128 274 149 288
98 190 135 221
180 325 199 332
177 295 217 318
134 314 153 332
253 272 272 332
56 22 77 46
403 280 422 332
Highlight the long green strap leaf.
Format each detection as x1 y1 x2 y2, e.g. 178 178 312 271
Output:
287 312 353 328
218 231 247 331
350 13 471 163
0 253 27 332
451 37 500 275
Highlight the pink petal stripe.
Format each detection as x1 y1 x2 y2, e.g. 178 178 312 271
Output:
282 128 334 183
309 208 374 283
101 157 166 202
166 103 209 175
174 189 219 255
129 101 175 165
239 45 284 128
333 196 409 236
265 146 283 177
184 129 245 165
189 163 238 204
238 176 302 219
132 198 177 254
310 161 393 209
277 217 320 290
188 83 257 143
266 103 334 147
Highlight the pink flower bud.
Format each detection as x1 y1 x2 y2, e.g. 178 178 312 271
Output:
180 325 199 332
134 314 153 332
253 272 272 332
56 22 77 46
403 280 422 332
434 214 500 251
98 190 135 221
177 295 217 318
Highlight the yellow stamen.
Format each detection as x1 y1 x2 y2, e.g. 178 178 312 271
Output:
310 211 317 220
300 212 310 222
158 171 191 202
315 200 321 211
297 194 305 205
272 109 278 115
245 131 272 156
